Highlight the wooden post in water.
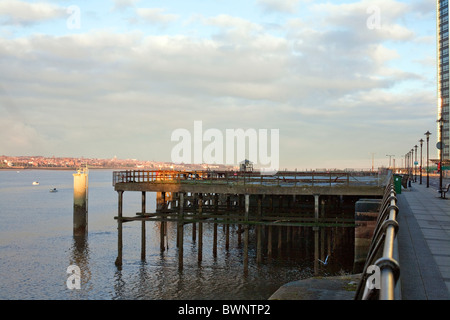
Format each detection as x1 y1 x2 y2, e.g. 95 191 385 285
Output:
314 226 319 276
213 194 218 257
198 193 203 263
178 193 184 270
115 190 123 267
256 195 262 263
192 193 197 243
160 192 165 252
267 225 273 257
73 167 88 236
278 226 282 251
244 194 249 272
314 194 320 221
141 191 146 261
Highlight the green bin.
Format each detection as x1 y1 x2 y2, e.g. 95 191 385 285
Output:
393 174 402 194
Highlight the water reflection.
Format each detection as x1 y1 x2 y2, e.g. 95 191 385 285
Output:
69 235 91 293
107 221 354 300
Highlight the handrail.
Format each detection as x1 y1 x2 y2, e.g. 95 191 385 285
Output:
354 173 400 300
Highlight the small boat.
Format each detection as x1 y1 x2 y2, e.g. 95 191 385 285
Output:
32 181 39 185
49 188 58 193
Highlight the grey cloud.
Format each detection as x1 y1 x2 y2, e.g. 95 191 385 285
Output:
0 0 66 26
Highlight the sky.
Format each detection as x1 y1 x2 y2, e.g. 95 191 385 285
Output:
0 0 440 170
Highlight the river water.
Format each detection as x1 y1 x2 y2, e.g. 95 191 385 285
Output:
0 169 355 300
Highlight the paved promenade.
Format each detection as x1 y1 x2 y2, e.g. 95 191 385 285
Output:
397 177 450 299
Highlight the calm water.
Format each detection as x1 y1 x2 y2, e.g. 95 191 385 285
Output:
0 169 354 300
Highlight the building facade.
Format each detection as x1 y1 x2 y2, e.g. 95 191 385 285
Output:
438 0 450 160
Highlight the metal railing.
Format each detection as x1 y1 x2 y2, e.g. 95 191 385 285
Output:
354 174 401 300
113 169 387 188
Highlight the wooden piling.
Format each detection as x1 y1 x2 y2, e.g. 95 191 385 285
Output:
268 225 273 257
115 190 123 267
314 227 319 276
192 193 197 243
256 196 262 263
198 193 203 262
178 193 184 270
141 191 146 260
314 194 320 221
244 194 249 271
160 192 165 252
213 194 218 257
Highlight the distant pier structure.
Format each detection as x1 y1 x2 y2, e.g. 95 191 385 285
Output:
112 169 389 271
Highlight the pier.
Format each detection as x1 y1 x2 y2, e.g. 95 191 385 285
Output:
112 170 388 271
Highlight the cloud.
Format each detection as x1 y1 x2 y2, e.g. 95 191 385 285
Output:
135 8 179 25
0 0 66 26
111 0 141 11
256 0 301 13
310 0 415 41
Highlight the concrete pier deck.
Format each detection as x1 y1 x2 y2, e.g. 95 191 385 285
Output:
397 179 450 299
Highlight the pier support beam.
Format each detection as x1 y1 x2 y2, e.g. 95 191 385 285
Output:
115 190 124 267
198 193 203 263
160 192 165 252
141 191 146 260
244 194 249 272
256 195 262 263
213 194 218 257
178 193 184 270
314 194 320 221
314 226 319 276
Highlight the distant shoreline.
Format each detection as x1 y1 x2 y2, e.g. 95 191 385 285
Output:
0 167 139 171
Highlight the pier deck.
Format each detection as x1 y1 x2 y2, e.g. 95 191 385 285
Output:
113 170 387 196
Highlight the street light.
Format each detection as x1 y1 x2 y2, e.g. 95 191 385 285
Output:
437 117 448 198
424 131 431 188
386 154 394 169
419 139 424 184
414 145 418 182
411 148 414 182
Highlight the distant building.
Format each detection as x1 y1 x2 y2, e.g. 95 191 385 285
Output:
239 159 253 172
438 0 450 160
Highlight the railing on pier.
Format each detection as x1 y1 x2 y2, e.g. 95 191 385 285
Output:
113 170 387 188
354 174 400 300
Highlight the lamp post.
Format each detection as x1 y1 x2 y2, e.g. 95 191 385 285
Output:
414 145 418 182
408 149 412 185
411 148 415 182
386 154 394 169
424 131 431 188
419 139 424 184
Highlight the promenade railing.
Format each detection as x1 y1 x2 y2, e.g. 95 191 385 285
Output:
354 173 401 300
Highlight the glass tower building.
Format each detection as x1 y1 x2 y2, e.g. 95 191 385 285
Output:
438 0 450 160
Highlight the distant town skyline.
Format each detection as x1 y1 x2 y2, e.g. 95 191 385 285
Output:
0 0 440 170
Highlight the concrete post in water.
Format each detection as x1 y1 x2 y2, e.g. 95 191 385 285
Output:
73 167 88 236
